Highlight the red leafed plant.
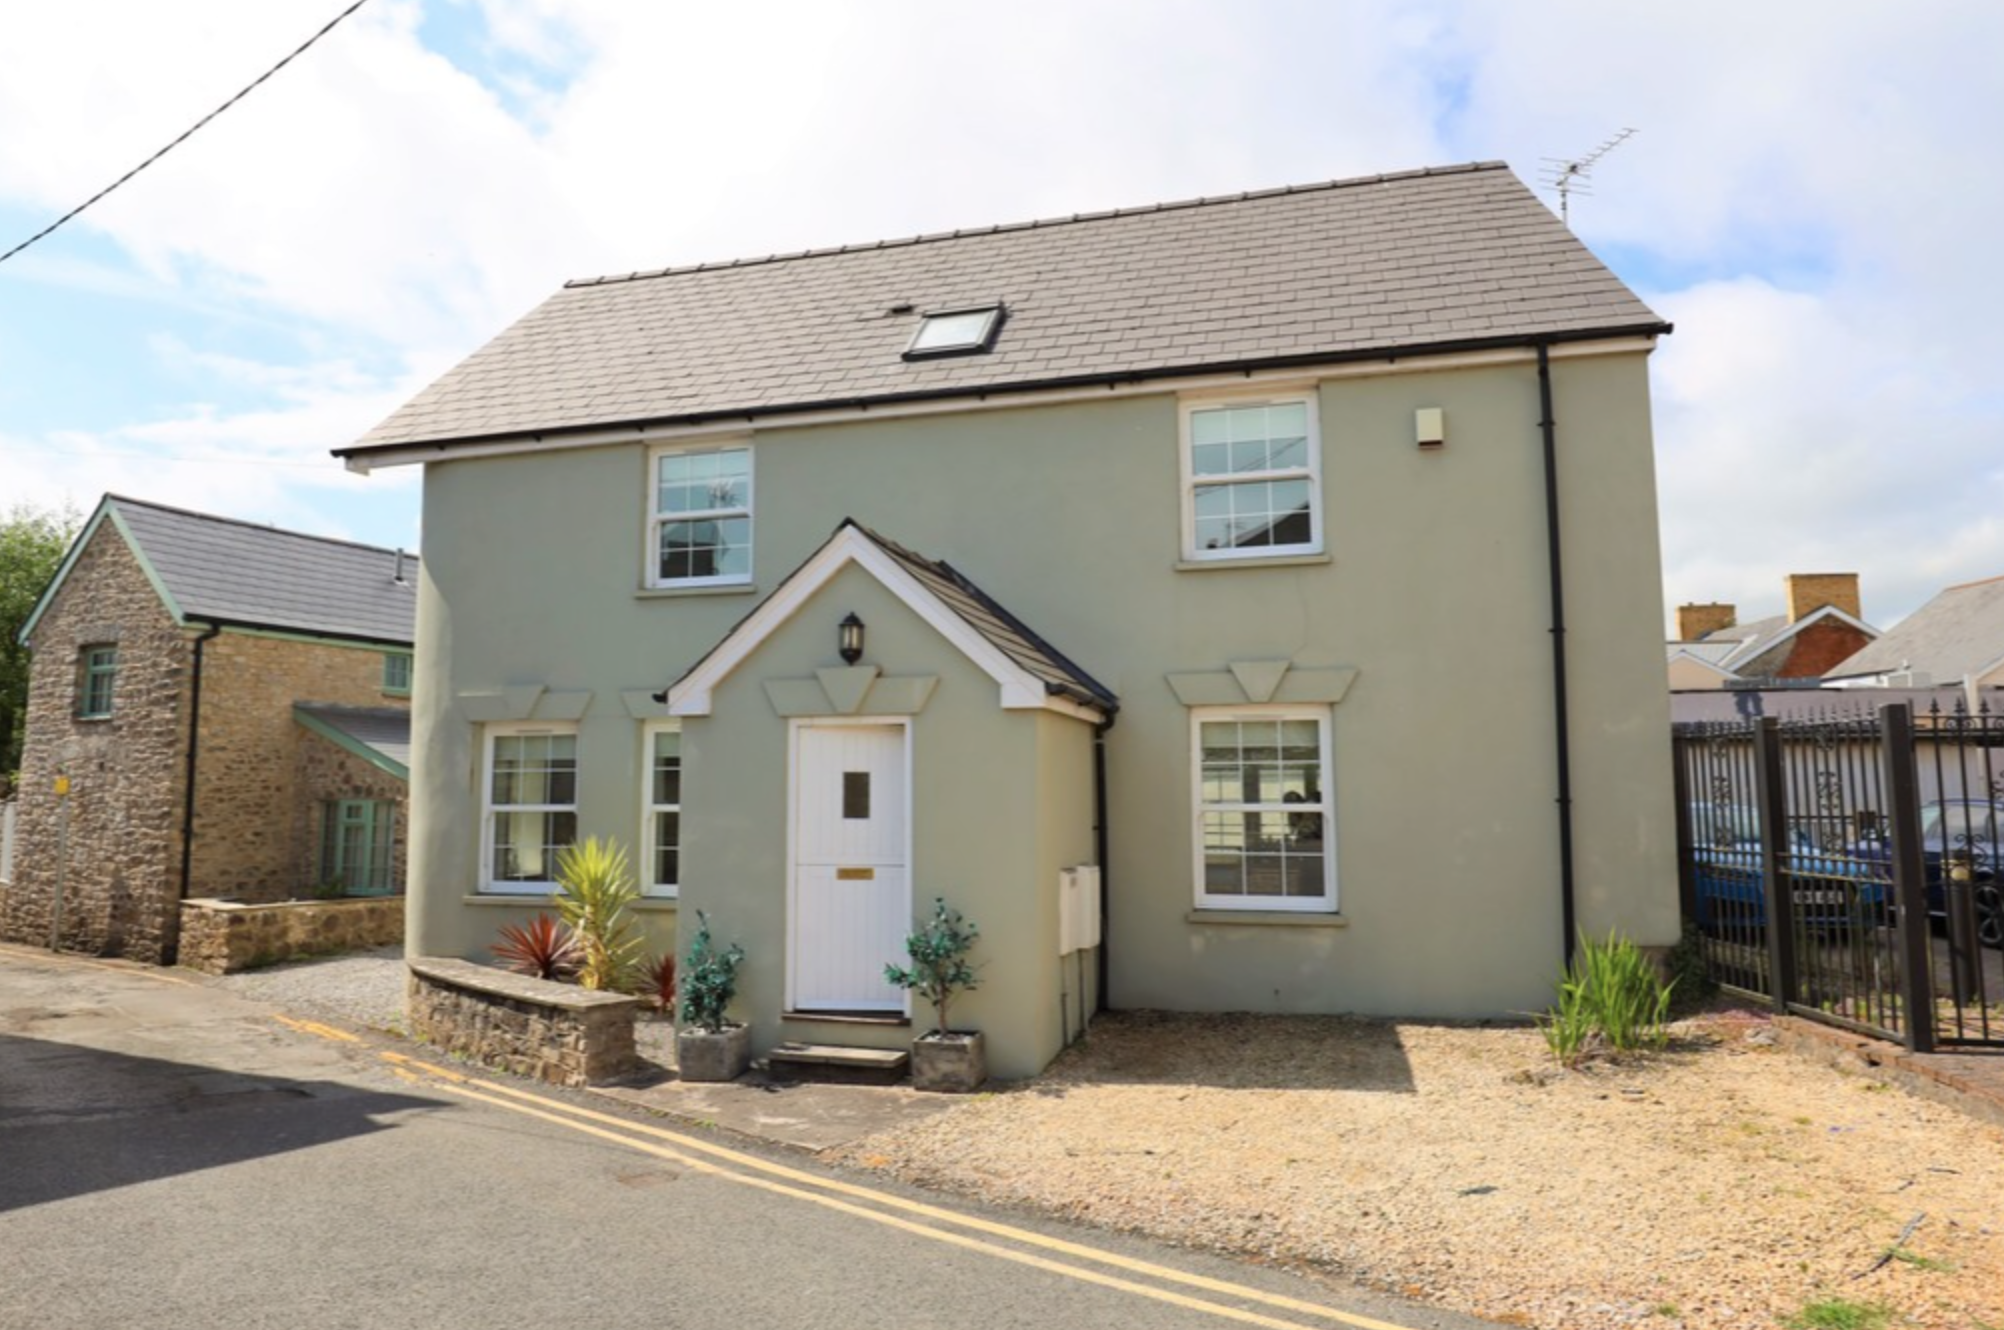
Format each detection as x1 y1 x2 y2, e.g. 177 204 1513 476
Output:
492 914 581 981
640 952 677 1014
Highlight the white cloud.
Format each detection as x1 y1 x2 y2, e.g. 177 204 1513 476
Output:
3 0 2002 628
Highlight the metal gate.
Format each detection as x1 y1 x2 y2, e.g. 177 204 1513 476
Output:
1672 701 2003 1051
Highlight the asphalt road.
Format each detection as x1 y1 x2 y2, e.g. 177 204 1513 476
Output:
0 947 1496 1330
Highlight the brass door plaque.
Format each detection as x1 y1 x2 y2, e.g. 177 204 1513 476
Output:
835 867 875 881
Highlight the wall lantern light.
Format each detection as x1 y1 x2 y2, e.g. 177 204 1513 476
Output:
838 613 866 665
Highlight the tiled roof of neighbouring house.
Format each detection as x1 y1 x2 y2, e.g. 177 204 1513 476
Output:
111 496 417 643
343 162 1668 457
295 704 412 777
1827 574 2004 682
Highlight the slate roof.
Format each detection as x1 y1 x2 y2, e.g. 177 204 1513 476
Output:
345 162 1667 457
849 521 1117 712
1688 615 1788 673
111 496 417 643
295 704 412 777
1827 575 2004 682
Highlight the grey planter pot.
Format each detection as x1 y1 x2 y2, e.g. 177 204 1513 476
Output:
911 1030 986 1093
676 1022 751 1082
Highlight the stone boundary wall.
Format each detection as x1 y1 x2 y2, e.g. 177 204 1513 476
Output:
178 896 405 975
407 956 643 1088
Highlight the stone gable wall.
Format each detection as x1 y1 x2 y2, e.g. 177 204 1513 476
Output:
189 633 409 903
1 526 191 961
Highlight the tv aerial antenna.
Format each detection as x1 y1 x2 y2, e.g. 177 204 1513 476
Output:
1539 127 1636 227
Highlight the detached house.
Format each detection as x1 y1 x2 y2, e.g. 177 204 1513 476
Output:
340 162 1679 1078
1 496 416 964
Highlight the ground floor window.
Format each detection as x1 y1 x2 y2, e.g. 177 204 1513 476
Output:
320 799 397 896
642 722 680 897
483 724 578 893
1192 706 1335 911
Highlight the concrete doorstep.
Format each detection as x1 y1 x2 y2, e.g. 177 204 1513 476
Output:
594 1021 954 1152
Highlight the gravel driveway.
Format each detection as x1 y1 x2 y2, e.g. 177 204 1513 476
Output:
829 1010 2004 1330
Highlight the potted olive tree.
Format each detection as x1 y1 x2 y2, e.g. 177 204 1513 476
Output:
885 897 985 1092
675 912 749 1082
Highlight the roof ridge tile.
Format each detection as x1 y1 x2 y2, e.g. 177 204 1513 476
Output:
564 161 1510 288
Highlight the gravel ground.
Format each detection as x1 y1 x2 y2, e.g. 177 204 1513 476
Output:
829 1010 2004 1330
210 955 2004 1328
206 946 409 1033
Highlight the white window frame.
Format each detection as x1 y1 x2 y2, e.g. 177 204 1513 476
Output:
480 722 579 896
1190 704 1336 913
646 441 753 589
1178 392 1323 563
640 720 682 899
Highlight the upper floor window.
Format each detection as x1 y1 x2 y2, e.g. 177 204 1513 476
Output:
650 444 752 587
1192 707 1335 912
1180 395 1321 562
482 724 578 894
381 652 413 696
76 645 118 719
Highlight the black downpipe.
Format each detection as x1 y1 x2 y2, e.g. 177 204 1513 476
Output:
1093 713 1115 1013
177 623 224 946
1537 344 1578 965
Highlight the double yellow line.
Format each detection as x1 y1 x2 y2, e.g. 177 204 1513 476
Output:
369 1048 1421 1330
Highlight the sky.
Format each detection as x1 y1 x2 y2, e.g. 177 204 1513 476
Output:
2 0 2000 633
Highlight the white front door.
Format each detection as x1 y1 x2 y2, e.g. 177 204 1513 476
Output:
791 722 909 1012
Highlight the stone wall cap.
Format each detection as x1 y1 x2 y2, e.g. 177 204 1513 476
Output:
184 895 401 914
410 956 645 1013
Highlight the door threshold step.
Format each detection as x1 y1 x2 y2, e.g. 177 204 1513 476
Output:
764 1041 910 1085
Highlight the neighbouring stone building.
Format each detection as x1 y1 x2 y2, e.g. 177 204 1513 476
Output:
1 495 416 963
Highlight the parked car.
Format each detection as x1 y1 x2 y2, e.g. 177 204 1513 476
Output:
1690 802 1887 931
1852 799 2004 950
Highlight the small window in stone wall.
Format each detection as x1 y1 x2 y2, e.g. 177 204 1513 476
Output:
381 652 413 695
76 645 118 719
320 799 398 896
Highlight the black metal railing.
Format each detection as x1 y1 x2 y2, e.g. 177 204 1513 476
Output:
1672 700 2002 1051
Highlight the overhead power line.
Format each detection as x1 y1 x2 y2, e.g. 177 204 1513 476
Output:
0 0 375 267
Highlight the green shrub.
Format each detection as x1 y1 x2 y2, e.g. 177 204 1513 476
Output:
679 911 745 1033
553 836 643 992
884 897 980 1037
1663 921 1715 1013
1541 929 1674 1067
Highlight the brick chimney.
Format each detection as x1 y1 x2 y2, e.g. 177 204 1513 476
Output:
1675 603 1736 641
1785 573 1861 624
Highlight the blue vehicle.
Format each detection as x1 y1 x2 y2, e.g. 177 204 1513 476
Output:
1690 802 1887 930
1852 800 2004 951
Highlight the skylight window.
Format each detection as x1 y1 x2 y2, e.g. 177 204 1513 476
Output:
904 305 1003 359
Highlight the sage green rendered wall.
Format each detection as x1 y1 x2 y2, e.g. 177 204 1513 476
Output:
409 346 1675 1051
682 564 1087 1079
